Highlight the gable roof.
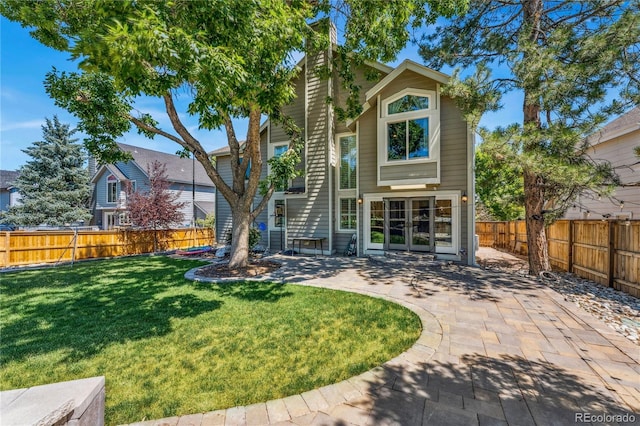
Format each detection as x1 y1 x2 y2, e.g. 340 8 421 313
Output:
364 59 450 103
117 143 214 186
587 106 640 146
0 170 20 190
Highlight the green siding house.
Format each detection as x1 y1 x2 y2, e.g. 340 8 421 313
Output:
214 47 475 264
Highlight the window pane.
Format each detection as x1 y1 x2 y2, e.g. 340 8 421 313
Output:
435 199 452 247
339 135 356 189
107 182 117 203
387 95 429 115
370 201 384 244
272 145 289 191
340 198 356 230
387 121 406 161
274 199 285 227
408 118 429 158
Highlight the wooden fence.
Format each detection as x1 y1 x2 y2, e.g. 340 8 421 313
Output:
477 220 640 297
0 228 215 268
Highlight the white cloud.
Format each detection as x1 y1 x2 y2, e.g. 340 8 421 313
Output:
0 119 45 132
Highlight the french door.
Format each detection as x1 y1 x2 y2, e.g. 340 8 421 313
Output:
385 197 434 252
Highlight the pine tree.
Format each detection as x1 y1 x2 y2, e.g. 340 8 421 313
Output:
419 0 639 274
2 116 92 227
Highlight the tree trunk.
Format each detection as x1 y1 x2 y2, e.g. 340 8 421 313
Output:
523 171 551 275
228 205 251 269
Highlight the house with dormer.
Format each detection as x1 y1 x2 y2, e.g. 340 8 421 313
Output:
91 143 215 229
213 41 475 263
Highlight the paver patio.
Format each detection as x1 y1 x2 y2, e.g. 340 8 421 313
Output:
128 251 639 426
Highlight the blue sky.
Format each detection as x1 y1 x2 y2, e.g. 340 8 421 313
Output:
1 16 523 171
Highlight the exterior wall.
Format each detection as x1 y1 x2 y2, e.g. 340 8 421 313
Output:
564 129 640 220
214 56 473 260
357 87 470 258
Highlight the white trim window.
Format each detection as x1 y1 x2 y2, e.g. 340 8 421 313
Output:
339 197 357 231
336 133 358 232
338 134 357 190
269 142 290 192
379 88 440 164
107 175 118 203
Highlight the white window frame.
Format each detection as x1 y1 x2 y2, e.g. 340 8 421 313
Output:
335 133 358 233
337 133 357 191
338 196 358 232
268 141 291 194
106 175 118 203
378 86 440 186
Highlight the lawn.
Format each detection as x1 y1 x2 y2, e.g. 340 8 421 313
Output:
0 256 421 425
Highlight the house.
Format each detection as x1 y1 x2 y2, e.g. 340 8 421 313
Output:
0 170 21 213
213 43 475 264
91 143 216 229
564 106 640 220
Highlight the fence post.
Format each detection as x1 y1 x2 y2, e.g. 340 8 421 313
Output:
567 220 574 273
608 220 615 288
4 232 10 268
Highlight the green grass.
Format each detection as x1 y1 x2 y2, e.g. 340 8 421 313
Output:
0 256 421 425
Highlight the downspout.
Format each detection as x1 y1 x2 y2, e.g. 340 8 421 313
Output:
467 123 476 265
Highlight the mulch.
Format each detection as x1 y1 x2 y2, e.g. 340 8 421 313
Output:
194 260 281 279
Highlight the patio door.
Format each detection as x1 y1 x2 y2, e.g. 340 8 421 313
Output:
384 197 434 252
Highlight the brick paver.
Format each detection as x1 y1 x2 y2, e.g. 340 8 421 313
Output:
126 252 639 425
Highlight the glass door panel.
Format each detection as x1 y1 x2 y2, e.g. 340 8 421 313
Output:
411 198 433 251
370 201 385 246
435 199 453 248
388 199 407 249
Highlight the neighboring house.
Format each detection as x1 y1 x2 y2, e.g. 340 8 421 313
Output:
564 106 640 220
0 170 21 213
91 143 216 229
213 38 475 263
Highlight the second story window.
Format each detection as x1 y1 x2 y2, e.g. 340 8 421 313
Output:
380 89 437 164
339 134 357 190
107 175 117 203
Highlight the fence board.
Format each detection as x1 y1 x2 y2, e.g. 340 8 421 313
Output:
477 219 640 298
0 228 215 268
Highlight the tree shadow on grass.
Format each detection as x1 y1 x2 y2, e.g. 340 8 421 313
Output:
351 353 635 425
193 280 293 302
0 257 221 364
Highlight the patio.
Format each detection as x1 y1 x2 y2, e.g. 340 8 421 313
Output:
133 251 639 425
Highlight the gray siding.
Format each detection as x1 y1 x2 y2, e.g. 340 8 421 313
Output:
357 77 470 254
283 48 332 250
380 163 437 181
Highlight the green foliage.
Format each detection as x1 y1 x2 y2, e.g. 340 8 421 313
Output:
2 117 92 226
0 0 469 265
225 227 261 250
420 0 638 222
196 213 215 230
475 143 524 221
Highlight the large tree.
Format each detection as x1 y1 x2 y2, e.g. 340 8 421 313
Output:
2 116 92 227
1 0 466 268
419 0 639 274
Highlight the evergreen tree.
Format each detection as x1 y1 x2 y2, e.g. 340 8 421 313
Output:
2 116 92 226
419 0 639 274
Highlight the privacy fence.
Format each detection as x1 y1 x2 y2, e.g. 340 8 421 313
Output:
476 220 640 297
0 228 215 268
